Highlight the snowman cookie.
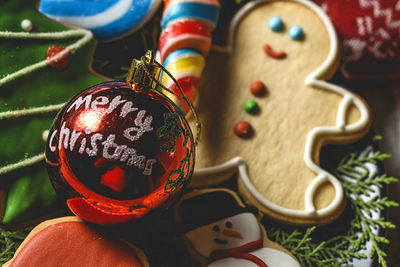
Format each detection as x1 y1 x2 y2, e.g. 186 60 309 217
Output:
173 188 300 266
4 216 149 267
190 0 371 225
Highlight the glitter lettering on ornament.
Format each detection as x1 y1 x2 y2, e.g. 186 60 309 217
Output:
48 94 157 175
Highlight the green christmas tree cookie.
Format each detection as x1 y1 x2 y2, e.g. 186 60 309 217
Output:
0 0 105 227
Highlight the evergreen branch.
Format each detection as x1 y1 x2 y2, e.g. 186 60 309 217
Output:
372 135 383 141
0 227 32 264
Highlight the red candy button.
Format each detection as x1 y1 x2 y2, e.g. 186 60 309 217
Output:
46 45 69 71
250 80 267 96
234 121 253 139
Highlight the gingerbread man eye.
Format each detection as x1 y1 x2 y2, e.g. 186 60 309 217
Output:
289 25 304 40
213 225 220 232
269 16 283 32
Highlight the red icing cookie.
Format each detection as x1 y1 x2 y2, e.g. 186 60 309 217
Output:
4 216 149 267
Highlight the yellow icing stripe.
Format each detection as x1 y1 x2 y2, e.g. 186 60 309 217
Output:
161 55 205 86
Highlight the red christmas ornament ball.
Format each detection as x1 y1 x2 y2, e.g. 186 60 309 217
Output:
45 81 195 224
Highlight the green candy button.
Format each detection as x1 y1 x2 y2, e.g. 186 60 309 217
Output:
244 99 259 114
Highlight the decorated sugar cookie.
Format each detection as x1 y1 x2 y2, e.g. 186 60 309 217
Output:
0 0 105 228
38 0 161 42
3 216 149 267
190 0 371 225
174 188 300 266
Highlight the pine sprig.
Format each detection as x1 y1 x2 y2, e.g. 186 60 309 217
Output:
336 149 398 267
269 146 398 266
0 227 32 264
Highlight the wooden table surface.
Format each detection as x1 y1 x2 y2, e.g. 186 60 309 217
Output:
358 82 400 267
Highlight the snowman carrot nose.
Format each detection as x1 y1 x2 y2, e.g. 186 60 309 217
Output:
222 228 243 239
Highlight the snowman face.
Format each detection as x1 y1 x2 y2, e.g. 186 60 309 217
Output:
185 212 261 258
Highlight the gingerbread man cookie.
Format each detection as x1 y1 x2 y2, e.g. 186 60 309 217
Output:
174 188 300 266
190 0 371 225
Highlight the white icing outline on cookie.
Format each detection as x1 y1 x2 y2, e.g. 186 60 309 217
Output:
0 29 93 176
194 0 370 219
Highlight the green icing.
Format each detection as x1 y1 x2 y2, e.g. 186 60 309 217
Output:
0 0 105 225
165 147 194 194
157 112 184 153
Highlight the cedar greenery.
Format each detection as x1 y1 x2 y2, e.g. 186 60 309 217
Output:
0 227 31 263
269 144 398 267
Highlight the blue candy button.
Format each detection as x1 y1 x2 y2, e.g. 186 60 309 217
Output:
269 16 283 32
289 25 304 40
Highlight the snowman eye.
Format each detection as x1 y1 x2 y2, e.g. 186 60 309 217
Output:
213 225 220 232
225 221 233 228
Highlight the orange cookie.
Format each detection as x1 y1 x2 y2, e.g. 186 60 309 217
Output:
173 188 300 266
4 216 149 267
190 0 371 225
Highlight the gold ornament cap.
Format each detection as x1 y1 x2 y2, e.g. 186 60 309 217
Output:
126 50 160 92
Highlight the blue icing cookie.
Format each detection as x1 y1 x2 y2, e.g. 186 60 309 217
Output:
38 0 161 41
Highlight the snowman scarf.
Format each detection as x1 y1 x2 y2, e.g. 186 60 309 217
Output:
209 238 268 267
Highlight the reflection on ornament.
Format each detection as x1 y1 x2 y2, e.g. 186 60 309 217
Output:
45 53 195 224
75 109 107 133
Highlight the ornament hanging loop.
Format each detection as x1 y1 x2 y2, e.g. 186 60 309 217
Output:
127 50 202 145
